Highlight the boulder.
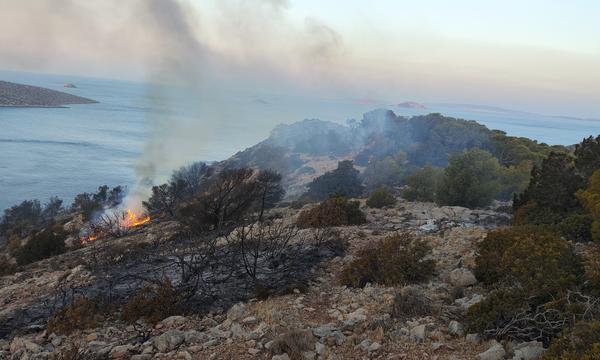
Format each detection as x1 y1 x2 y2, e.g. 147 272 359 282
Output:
410 324 427 343
512 341 545 360
153 330 185 353
160 316 187 328
477 341 506 360
448 320 465 337
449 268 478 287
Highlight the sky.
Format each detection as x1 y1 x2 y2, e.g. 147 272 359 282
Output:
0 0 599 117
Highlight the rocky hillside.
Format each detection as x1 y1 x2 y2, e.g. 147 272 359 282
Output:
0 197 546 360
0 80 97 107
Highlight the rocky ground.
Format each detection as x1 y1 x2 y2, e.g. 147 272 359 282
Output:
0 199 546 360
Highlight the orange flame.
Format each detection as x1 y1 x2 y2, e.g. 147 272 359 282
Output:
80 235 97 245
124 209 151 227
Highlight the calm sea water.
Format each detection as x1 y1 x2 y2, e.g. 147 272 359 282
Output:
1 70 600 211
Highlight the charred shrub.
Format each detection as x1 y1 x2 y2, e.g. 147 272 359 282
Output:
15 224 66 265
0 255 17 276
48 298 102 335
121 280 181 324
340 232 435 287
366 187 396 208
295 196 366 228
543 321 600 359
474 226 584 297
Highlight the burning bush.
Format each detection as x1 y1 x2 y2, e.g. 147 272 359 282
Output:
295 196 366 228
340 232 435 287
47 298 102 335
121 279 182 324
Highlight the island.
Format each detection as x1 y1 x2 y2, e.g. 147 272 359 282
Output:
0 80 97 107
397 101 426 109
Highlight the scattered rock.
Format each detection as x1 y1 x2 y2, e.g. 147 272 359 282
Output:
449 268 477 287
512 341 545 360
153 330 185 353
477 341 506 360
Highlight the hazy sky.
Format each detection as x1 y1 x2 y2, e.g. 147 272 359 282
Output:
1 0 599 117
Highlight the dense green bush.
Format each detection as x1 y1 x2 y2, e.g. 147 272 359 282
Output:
474 226 584 298
366 187 396 208
401 165 443 202
514 152 584 225
557 213 593 243
340 232 435 287
543 321 600 360
295 196 366 228
466 288 527 334
303 160 364 201
15 225 66 265
437 149 502 208
576 169 600 243
363 153 406 189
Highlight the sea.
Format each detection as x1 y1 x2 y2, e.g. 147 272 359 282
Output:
1 69 600 211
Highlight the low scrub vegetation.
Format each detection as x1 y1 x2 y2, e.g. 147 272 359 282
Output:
15 224 66 266
302 160 364 201
121 279 182 324
366 187 396 208
340 232 435 287
47 298 102 335
542 321 600 359
295 196 366 228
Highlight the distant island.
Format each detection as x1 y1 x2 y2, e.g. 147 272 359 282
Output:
397 101 426 109
0 80 97 107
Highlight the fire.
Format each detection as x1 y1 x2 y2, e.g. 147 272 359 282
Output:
124 209 151 227
80 235 97 245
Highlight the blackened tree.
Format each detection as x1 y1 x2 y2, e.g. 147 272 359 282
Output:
255 170 285 221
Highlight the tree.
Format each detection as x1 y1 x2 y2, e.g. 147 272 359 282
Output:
363 152 406 189
304 161 364 201
15 224 66 265
514 152 584 225
255 170 285 221
0 200 43 238
576 169 600 242
171 162 213 196
437 149 502 208
575 135 600 180
177 168 260 233
42 196 63 220
366 187 396 208
401 165 443 202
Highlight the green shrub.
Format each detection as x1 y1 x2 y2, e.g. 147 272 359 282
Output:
466 288 527 334
48 298 102 335
15 224 66 265
303 160 364 201
543 321 600 360
366 187 396 208
121 280 181 324
557 213 593 243
474 226 584 298
437 149 502 208
340 232 435 287
401 165 443 202
295 196 366 228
